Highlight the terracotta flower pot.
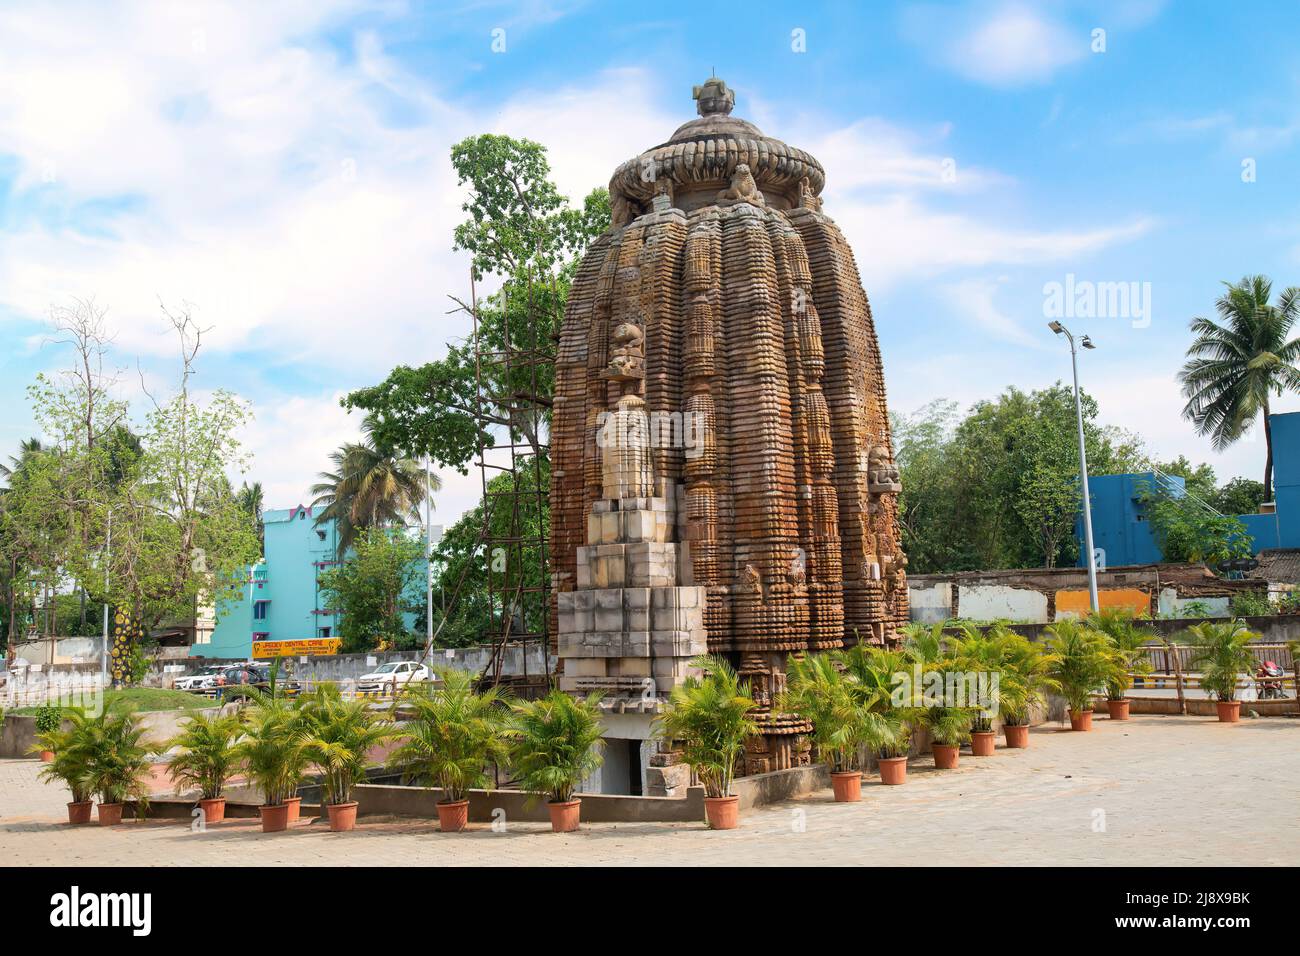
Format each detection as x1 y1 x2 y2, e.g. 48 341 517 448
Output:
40 750 55 763
259 803 290 833
971 731 996 756
67 801 93 825
284 795 302 823
1069 708 1093 731
97 802 124 826
327 802 358 832
1216 700 1241 723
1004 724 1030 748
1107 699 1130 720
932 743 959 769
198 797 227 825
436 799 469 833
830 771 862 802
548 799 581 833
877 756 908 785
704 795 739 830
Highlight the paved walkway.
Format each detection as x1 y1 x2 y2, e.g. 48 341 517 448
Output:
3 715 1297 866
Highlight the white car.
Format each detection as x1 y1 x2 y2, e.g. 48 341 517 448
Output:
176 665 230 691
355 660 433 694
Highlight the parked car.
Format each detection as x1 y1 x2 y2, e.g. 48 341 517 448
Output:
212 663 301 699
175 665 229 692
355 660 434 695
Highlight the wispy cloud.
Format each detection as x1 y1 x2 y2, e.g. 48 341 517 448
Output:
902 1 1087 87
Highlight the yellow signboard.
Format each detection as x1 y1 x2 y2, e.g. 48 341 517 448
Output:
252 638 341 658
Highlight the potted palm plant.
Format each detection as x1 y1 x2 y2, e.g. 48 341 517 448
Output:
655 654 757 829
298 684 393 832
387 669 509 832
234 698 307 832
1184 619 1259 722
922 697 972 769
507 690 605 831
34 705 62 761
900 623 973 767
870 713 913 783
839 643 918 784
781 652 895 801
31 709 96 824
997 633 1060 748
950 623 1012 755
1091 609 1154 720
167 711 244 824
81 709 153 825
1046 619 1116 731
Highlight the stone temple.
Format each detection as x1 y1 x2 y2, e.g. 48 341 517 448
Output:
551 78 907 795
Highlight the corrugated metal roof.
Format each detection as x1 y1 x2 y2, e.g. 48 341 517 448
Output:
1248 549 1300 584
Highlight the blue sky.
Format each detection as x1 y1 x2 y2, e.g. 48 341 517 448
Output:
2 0 1299 527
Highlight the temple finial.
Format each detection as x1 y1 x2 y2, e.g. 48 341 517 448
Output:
692 77 734 117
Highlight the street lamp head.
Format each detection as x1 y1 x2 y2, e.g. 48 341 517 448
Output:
1081 335 1096 350
1048 320 1065 335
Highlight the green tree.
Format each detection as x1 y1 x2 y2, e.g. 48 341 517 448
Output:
892 384 1144 572
10 302 260 678
1212 477 1268 516
309 416 434 559
1154 456 1218 500
1179 275 1300 501
343 134 609 471
318 527 423 652
1138 479 1252 565
416 458 549 649
237 481 265 550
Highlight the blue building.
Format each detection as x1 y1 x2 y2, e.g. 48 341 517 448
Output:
1236 411 1299 551
193 505 342 659
1079 410 1300 566
1081 472 1182 568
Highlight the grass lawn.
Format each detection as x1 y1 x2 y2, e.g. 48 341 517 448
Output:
103 688 214 713
13 687 213 715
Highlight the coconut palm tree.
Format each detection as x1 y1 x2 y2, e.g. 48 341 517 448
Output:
1178 275 1300 501
236 481 265 549
310 416 440 557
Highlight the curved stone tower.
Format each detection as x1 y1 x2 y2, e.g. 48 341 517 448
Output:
552 79 907 785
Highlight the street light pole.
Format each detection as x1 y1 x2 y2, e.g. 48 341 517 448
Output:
101 506 112 688
424 456 434 653
1050 321 1099 613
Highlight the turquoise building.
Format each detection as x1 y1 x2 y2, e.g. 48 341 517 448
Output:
194 505 342 659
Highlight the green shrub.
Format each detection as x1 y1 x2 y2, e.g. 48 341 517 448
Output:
1182 619 1258 702
298 684 394 806
1229 591 1273 618
507 690 604 805
167 711 245 801
1046 620 1121 713
655 655 757 800
33 704 63 735
387 669 509 803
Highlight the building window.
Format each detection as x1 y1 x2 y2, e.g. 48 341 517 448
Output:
253 631 270 641
253 600 270 620
317 530 326 541
318 626 331 639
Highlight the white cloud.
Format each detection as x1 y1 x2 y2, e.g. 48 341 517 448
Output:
937 276 1037 347
831 194 1151 291
0 3 1160 526
903 2 1086 87
797 117 1010 194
